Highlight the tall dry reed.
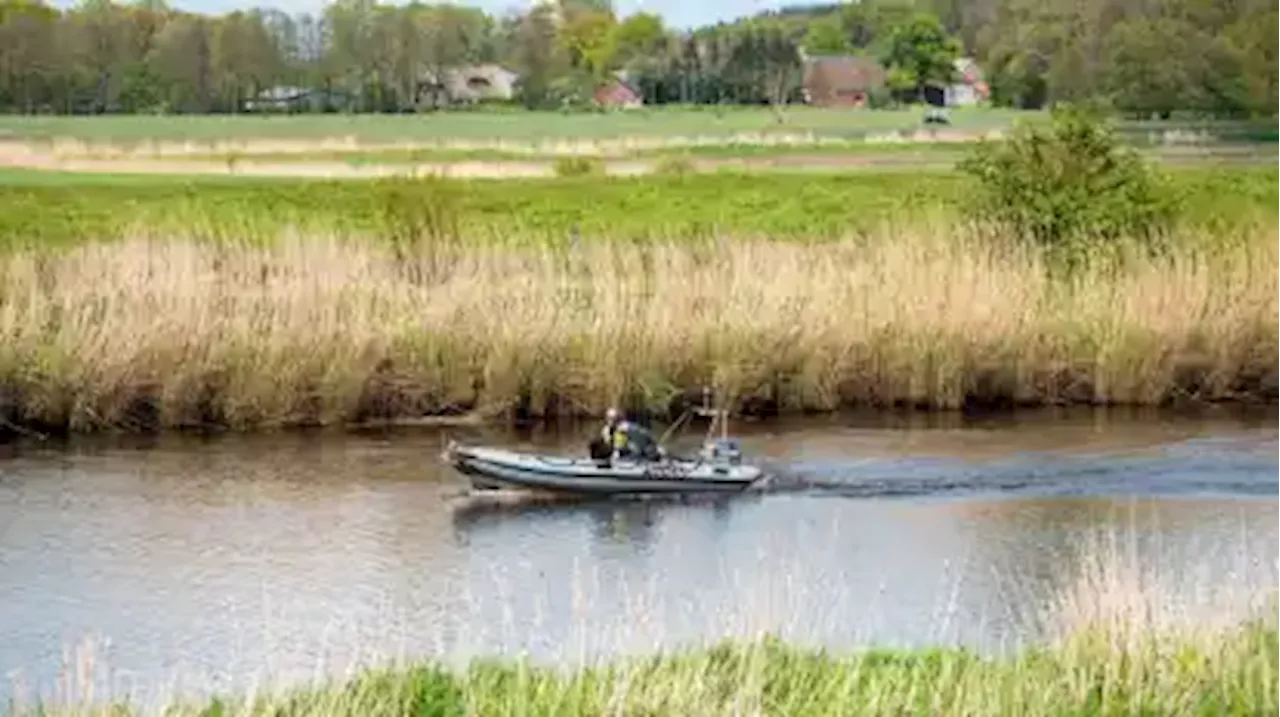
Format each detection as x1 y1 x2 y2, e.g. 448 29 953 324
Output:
0 223 1274 432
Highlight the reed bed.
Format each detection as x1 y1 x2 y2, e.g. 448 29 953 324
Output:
18 525 1279 715
0 220 1274 434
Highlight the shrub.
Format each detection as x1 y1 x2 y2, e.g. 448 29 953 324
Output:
957 105 1175 263
553 156 605 177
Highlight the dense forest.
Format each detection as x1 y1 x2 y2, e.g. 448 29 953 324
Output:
0 0 1274 118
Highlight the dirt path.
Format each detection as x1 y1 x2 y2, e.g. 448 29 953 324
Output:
0 141 1268 180
0 151 930 178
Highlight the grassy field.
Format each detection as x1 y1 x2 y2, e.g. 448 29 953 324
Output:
0 170 965 247
154 143 1277 164
0 166 1274 249
0 107 1041 143
2 109 1269 188
2 107 1275 144
35 139 979 163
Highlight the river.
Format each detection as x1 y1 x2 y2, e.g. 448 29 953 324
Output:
1 407 1276 708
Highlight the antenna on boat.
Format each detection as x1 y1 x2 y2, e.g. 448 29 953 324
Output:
697 385 730 444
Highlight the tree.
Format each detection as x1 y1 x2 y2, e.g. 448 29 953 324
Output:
0 0 60 111
1225 10 1279 117
758 24 802 110
1100 19 1182 118
211 10 280 111
802 14 851 55
1 0 1276 116
840 0 913 51
70 0 133 112
415 4 494 108
323 0 376 110
559 6 616 79
558 0 611 20
724 22 801 111
612 11 665 67
510 4 561 108
151 13 214 112
880 12 960 102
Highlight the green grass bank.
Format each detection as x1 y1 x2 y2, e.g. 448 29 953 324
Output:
18 623 1279 716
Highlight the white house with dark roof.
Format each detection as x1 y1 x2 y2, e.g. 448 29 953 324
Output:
945 58 989 107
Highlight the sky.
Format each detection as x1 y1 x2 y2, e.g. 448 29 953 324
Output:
139 0 796 30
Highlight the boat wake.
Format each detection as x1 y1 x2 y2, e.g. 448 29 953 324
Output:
442 430 1280 509
759 440 1279 500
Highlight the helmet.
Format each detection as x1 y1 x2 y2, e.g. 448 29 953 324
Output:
605 407 620 421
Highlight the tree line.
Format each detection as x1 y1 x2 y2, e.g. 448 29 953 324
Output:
0 0 1273 118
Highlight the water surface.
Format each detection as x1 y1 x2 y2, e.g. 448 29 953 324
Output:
1 408 1276 706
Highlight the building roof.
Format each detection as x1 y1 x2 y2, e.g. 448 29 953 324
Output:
953 57 983 84
802 56 887 93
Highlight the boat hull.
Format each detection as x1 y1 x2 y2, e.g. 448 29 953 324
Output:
446 445 762 495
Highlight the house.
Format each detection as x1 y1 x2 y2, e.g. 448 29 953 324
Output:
419 64 519 108
801 55 887 108
594 74 643 109
944 57 989 107
243 86 355 113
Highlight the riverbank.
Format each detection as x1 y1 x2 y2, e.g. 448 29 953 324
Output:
22 624 1272 715
0 220 1274 435
14 532 1278 717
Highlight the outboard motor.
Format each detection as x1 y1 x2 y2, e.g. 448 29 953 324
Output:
700 438 744 465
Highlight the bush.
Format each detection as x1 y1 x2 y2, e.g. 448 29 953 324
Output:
957 105 1175 262
553 156 605 177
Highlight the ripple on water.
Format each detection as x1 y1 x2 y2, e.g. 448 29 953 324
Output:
0 409 1275 705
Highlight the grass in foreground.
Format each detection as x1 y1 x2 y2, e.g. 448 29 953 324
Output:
52 623 1259 716
0 219 1273 434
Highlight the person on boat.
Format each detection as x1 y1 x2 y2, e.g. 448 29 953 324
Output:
588 407 623 465
589 408 663 464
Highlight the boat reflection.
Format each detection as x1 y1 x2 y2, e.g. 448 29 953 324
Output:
448 489 757 545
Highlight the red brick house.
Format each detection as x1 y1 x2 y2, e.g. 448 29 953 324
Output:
802 55 887 108
594 77 643 109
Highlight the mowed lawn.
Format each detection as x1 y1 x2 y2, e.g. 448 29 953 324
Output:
0 108 1272 147
0 107 1037 143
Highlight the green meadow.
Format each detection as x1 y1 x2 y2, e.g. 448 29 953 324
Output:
0 166 1273 250
0 106 1036 143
